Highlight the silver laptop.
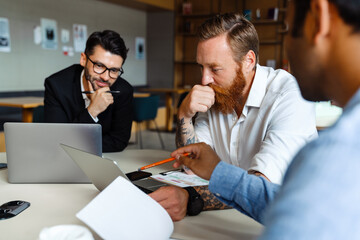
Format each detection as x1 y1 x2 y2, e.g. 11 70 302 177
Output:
4 122 102 183
60 144 168 193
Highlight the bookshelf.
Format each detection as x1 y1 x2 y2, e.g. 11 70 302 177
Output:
173 0 289 88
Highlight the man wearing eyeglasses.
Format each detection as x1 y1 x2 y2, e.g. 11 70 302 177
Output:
44 30 133 152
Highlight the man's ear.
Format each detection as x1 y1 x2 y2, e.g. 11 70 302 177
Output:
311 0 331 44
242 50 256 72
80 52 87 67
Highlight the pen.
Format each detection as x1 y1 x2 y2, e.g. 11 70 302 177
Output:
82 91 121 94
138 153 191 171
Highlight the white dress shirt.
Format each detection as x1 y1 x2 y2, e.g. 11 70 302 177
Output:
195 65 318 184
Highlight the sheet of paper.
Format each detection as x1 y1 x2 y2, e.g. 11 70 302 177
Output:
77 176 173 240
151 171 209 187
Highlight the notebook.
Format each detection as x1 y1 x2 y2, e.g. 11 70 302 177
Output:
60 144 168 193
4 122 102 183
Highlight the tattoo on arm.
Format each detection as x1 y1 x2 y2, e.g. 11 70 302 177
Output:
176 117 198 148
194 186 232 211
176 118 185 147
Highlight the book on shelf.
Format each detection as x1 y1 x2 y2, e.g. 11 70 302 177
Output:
182 2 192 15
267 7 279 21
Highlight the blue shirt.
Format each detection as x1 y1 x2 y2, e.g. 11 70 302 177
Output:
209 89 360 239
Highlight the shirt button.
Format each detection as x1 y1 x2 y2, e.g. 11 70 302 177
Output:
215 193 221 197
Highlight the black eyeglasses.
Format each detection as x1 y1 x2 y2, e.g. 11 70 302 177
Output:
85 54 124 79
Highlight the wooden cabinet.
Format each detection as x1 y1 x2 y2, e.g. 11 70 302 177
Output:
173 0 288 88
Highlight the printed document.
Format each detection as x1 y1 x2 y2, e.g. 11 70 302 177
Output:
151 170 209 187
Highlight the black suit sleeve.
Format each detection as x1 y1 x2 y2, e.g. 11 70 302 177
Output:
101 81 134 152
44 76 94 124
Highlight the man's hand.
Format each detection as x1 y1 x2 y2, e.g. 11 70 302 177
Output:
87 81 114 118
177 85 215 120
171 142 221 180
149 186 189 222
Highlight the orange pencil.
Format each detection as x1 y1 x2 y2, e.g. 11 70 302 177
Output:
138 153 190 171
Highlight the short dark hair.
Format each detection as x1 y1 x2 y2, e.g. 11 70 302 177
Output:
85 30 129 64
197 13 259 65
292 0 360 37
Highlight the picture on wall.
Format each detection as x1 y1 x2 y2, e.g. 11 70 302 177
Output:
135 37 145 60
0 17 11 52
41 18 58 50
73 24 87 52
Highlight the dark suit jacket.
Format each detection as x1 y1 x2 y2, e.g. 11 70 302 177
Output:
44 64 133 152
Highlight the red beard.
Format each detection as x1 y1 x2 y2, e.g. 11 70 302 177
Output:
209 68 247 114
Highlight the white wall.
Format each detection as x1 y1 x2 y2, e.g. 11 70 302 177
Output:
0 0 147 92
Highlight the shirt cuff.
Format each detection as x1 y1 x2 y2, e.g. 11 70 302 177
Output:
87 110 99 122
209 161 247 200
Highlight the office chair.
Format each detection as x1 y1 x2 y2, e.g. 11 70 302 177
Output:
32 105 44 122
132 95 165 149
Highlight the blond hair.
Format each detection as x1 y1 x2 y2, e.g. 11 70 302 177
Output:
197 13 259 64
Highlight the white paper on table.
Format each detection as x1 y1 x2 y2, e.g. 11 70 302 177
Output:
77 176 173 240
151 171 209 187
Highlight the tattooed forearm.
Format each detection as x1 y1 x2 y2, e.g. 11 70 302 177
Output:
185 136 196 145
194 186 232 211
176 117 198 148
176 118 185 147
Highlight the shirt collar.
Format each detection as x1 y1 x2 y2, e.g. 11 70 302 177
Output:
245 64 267 108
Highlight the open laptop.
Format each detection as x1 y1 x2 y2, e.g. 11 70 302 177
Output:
4 122 102 183
60 144 168 193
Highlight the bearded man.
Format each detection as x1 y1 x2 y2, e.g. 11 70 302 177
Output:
149 13 317 221
44 30 133 152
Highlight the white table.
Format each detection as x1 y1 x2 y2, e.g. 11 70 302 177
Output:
0 150 262 239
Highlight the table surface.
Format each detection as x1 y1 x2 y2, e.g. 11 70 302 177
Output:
0 150 262 240
0 96 44 108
